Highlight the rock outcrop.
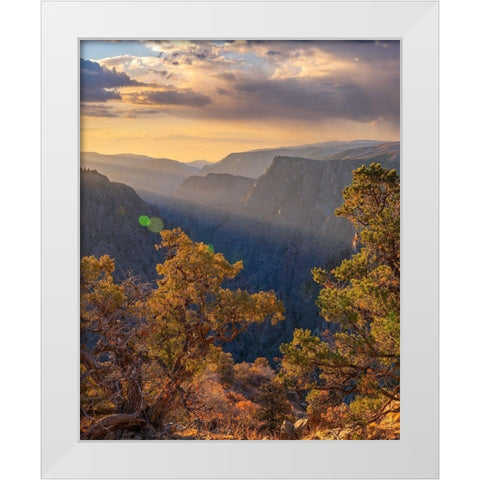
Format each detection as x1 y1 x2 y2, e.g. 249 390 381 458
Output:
155 152 400 361
200 140 389 178
81 141 400 362
80 169 169 279
81 152 200 202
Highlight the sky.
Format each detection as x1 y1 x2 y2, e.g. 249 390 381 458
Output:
80 40 400 163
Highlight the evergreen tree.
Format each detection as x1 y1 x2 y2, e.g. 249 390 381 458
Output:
80 228 284 439
280 163 400 439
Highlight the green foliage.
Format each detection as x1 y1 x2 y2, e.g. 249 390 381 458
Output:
80 228 284 438
280 163 400 439
255 378 292 434
80 164 401 440
335 162 400 275
80 255 148 419
230 357 276 399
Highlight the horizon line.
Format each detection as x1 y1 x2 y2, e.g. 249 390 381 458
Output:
80 138 400 164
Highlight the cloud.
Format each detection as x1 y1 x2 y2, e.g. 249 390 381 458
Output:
226 40 399 64
145 40 224 67
227 75 399 123
124 107 167 118
80 58 145 103
129 88 212 107
81 88 122 103
197 41 400 124
80 104 120 117
315 40 400 62
216 72 236 82
148 69 171 78
81 41 399 126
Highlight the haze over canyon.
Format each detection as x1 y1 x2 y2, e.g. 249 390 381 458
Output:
81 139 399 361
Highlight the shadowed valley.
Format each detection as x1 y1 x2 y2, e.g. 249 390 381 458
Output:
81 141 399 362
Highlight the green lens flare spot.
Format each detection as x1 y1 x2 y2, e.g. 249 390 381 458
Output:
207 244 215 254
138 215 150 226
148 217 164 233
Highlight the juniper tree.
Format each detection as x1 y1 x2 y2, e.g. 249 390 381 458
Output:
280 163 400 439
80 228 284 439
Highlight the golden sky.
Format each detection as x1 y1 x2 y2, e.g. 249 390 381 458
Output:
80 41 400 163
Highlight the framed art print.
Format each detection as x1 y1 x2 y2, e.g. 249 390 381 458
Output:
42 1 439 478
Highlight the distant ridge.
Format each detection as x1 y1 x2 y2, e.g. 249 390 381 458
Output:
80 141 400 362
80 168 170 279
81 151 199 201
80 141 399 203
176 173 255 210
186 159 212 168
200 140 394 179
157 152 400 360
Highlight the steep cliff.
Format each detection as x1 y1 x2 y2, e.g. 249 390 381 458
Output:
81 152 199 202
81 143 400 362
177 173 255 210
156 153 400 360
200 140 386 179
80 169 168 280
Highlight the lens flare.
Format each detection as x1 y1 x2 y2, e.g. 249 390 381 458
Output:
207 244 215 254
148 217 164 232
138 215 150 226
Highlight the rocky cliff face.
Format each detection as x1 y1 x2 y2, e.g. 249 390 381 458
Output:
81 142 400 362
80 169 168 280
156 153 400 361
200 140 386 179
177 173 255 210
323 141 399 162
81 152 199 202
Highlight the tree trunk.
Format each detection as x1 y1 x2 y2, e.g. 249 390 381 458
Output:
124 364 144 413
83 413 146 440
149 381 180 428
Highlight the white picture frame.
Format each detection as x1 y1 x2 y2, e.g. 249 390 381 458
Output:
41 1 439 478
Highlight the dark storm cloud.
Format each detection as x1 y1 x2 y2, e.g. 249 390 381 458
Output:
243 40 399 63
81 41 399 126
81 88 122 103
314 40 400 64
238 78 373 120
217 72 236 82
203 41 400 123
244 77 396 121
130 89 212 107
80 58 145 103
200 75 399 124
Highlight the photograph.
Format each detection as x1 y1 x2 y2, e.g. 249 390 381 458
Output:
79 39 400 441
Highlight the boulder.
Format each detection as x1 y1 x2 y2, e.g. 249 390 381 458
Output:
294 417 310 436
280 419 298 440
